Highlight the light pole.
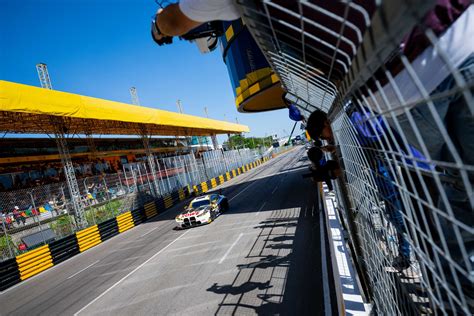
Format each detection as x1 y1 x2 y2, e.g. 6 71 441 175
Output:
176 99 184 113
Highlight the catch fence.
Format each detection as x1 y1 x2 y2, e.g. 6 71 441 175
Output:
0 148 264 261
238 0 473 314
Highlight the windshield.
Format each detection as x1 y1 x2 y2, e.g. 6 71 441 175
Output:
191 199 210 209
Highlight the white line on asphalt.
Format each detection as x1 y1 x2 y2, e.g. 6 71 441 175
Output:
67 260 100 280
74 229 191 315
229 181 258 202
140 226 160 237
320 205 332 316
271 185 278 194
255 202 266 216
218 233 243 264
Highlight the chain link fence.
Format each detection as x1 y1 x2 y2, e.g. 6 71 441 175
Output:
237 0 473 314
0 148 263 261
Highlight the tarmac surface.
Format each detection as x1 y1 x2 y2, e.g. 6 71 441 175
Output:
0 146 335 316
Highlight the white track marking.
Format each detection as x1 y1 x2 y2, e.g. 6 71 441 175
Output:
140 226 160 237
219 233 243 264
320 206 331 316
272 185 279 194
74 229 191 315
229 181 258 202
67 260 100 280
255 202 266 216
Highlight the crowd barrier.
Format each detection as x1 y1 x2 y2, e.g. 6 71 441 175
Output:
0 156 273 291
237 0 473 314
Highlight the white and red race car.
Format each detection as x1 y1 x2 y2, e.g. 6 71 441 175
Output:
175 193 229 228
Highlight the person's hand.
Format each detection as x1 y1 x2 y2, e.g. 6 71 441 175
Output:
320 145 336 153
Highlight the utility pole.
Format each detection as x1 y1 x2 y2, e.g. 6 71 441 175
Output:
36 63 87 228
204 107 209 118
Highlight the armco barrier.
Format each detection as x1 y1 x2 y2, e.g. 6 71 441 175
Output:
16 245 53 281
163 194 173 209
76 225 101 252
155 197 166 214
131 208 144 225
98 217 119 242
201 181 209 193
0 155 277 291
178 188 185 201
144 201 158 218
0 258 20 291
49 235 80 265
116 212 134 233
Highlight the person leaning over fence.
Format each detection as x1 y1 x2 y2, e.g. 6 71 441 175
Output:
303 145 341 191
306 110 410 270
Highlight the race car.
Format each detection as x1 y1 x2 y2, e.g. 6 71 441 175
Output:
175 193 229 229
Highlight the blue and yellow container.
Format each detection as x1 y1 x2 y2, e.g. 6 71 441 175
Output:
221 19 286 113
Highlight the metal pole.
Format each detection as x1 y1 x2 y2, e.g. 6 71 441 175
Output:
123 164 130 193
155 157 166 195
176 100 184 113
1 215 13 258
103 178 112 217
29 191 46 245
287 121 297 145
61 186 76 232
143 163 154 196
141 134 160 197
174 156 183 188
118 171 123 192
163 158 173 192
136 164 144 193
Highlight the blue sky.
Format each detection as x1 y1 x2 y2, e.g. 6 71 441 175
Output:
0 0 294 142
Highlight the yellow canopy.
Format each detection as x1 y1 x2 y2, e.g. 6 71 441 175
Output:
0 80 249 136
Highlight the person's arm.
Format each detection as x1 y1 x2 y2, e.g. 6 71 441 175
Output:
155 4 202 37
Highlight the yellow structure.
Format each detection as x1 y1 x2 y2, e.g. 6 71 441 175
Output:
0 80 249 136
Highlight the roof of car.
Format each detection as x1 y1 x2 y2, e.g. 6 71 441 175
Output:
193 195 211 201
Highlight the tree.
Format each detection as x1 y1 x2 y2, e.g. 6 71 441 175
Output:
224 135 273 150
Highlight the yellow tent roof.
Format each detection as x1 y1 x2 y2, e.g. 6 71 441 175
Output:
0 80 249 136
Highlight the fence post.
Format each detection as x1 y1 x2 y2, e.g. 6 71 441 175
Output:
1 217 14 258
29 190 46 246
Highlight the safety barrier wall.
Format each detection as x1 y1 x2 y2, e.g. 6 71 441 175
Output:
0 156 272 291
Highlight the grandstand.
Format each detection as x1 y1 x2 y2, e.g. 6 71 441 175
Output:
0 137 189 191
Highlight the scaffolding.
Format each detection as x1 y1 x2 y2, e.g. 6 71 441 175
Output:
36 63 87 228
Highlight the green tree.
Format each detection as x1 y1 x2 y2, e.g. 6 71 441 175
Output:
224 135 273 149
0 234 15 257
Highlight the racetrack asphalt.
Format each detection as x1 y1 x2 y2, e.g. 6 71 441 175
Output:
0 146 335 315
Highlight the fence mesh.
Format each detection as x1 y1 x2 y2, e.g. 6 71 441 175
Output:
238 0 473 314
